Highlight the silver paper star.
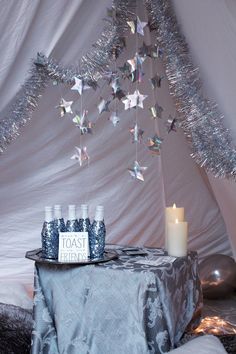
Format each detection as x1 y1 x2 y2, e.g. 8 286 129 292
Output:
128 161 147 182
127 53 145 73
150 74 164 89
71 146 89 166
97 98 110 114
149 103 163 119
56 98 73 117
72 110 93 135
110 77 121 94
129 124 144 143
166 116 178 133
147 135 162 155
127 16 147 36
109 112 120 126
122 90 147 110
71 77 90 95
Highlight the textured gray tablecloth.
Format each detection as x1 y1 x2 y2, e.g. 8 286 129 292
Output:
31 247 202 354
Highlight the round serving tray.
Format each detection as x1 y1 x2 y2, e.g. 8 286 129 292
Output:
25 248 118 265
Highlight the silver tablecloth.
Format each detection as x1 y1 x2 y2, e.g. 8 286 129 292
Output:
31 247 202 354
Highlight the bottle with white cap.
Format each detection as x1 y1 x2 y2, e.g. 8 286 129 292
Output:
41 206 59 259
54 205 66 232
78 204 90 232
89 205 106 259
66 204 80 232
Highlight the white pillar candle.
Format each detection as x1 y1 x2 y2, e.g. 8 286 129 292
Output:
167 219 188 257
165 204 184 249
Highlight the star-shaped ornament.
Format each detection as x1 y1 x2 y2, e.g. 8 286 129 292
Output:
151 45 164 59
112 89 126 100
130 69 145 83
56 98 73 117
150 74 164 89
122 90 147 110
71 77 90 95
149 103 163 119
138 42 152 57
127 16 147 36
109 112 120 127
128 161 147 182
119 63 131 79
166 116 178 133
71 146 89 167
129 124 144 143
72 110 93 135
97 98 110 114
147 135 162 155
127 53 145 73
110 77 121 94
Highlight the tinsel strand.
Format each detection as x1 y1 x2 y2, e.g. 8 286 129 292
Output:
0 0 135 153
145 0 236 179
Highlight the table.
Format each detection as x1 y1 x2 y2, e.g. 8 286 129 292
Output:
31 246 202 354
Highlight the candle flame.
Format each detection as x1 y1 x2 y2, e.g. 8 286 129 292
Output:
175 219 179 224
173 203 176 209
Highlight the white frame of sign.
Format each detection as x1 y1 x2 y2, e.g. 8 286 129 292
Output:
58 232 90 262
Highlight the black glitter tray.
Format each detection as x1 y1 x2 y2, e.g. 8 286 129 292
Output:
25 248 118 265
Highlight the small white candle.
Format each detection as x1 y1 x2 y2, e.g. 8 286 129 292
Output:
165 204 184 249
167 218 188 257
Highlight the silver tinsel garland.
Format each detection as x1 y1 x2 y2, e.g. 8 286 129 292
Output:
145 0 236 179
0 0 135 153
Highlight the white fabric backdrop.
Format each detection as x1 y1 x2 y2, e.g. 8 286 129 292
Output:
173 0 236 259
0 0 233 288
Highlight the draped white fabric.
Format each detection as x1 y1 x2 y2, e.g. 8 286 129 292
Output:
0 0 234 288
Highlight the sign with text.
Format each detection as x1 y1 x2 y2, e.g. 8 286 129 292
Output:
58 232 90 262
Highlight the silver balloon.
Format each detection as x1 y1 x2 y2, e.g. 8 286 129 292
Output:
199 254 236 299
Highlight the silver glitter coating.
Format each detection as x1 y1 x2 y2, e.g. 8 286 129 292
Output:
0 0 136 154
41 221 59 259
66 219 80 232
89 220 106 259
145 0 236 179
54 218 66 232
78 218 91 232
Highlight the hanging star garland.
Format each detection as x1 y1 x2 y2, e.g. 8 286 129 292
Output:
147 135 162 155
56 98 73 117
72 110 93 135
127 16 147 36
129 123 144 143
109 112 120 126
71 146 89 166
128 161 147 181
71 77 90 95
166 116 178 133
97 98 110 114
127 53 145 83
149 102 163 119
122 90 147 110
110 77 121 93
149 74 164 89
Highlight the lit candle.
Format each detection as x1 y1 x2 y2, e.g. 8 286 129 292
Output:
167 218 188 257
165 204 184 249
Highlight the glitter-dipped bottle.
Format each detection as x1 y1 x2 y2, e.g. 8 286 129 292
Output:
41 206 59 259
54 205 66 233
78 204 90 232
66 204 80 232
89 205 106 259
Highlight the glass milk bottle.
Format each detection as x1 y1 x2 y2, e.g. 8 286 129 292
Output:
41 206 59 259
54 205 66 232
89 205 106 259
66 204 80 232
78 204 90 232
